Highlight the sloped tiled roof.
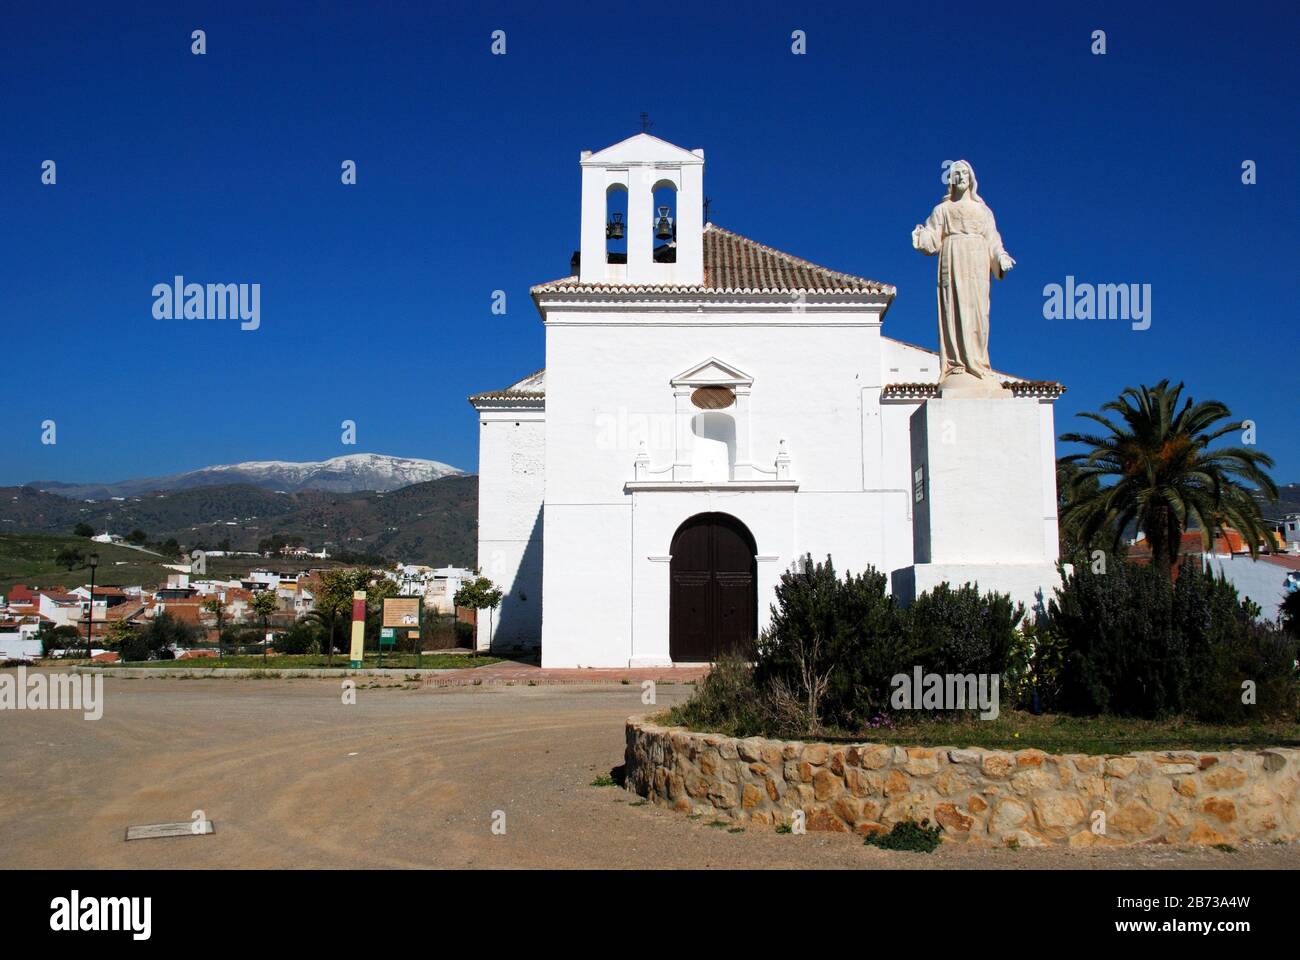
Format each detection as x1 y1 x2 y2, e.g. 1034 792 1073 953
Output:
468 369 546 405
531 224 895 296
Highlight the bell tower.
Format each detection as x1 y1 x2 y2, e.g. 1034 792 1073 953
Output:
578 134 705 285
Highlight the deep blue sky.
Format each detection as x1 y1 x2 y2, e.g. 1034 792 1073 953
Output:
3 1 1296 485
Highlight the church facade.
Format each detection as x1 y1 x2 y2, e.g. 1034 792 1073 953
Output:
470 134 1064 668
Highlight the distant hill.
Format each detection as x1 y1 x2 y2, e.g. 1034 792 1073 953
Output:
28 452 465 499
0 532 357 594
1260 483 1300 520
0 475 478 567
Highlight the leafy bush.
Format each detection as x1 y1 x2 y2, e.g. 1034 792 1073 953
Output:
138 613 196 658
863 818 943 853
40 625 82 658
1005 620 1068 712
113 613 196 662
755 558 916 732
220 625 266 655
668 554 1297 738
1282 592 1300 640
906 582 1023 677
665 654 773 738
675 559 1026 736
118 632 152 663
1046 559 1297 720
455 621 475 648
275 620 321 655
1046 559 1181 717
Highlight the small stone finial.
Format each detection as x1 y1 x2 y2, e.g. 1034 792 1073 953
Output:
634 440 650 480
774 438 792 480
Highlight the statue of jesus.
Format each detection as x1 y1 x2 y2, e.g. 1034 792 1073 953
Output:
911 160 1015 396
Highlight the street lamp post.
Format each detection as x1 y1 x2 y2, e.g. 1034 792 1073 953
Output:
86 552 99 661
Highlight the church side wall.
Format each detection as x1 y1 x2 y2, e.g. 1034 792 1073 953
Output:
475 408 544 651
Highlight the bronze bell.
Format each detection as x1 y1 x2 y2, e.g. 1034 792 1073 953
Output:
606 212 625 240
655 206 674 240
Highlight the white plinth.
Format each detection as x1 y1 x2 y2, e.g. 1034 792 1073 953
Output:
901 397 1061 616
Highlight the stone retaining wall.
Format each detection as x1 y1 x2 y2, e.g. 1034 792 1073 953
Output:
624 716 1300 847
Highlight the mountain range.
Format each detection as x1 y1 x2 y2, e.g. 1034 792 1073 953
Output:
27 453 465 499
0 475 478 567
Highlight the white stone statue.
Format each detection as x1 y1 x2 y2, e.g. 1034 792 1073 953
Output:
912 160 1015 396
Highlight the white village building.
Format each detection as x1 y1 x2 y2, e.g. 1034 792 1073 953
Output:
470 134 1064 668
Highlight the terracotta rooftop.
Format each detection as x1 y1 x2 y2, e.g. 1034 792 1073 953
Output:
531 223 896 296
468 369 547 405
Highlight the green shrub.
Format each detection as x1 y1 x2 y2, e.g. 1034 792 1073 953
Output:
220 625 265 654
40 625 82 658
1046 559 1182 717
455 621 475 647
755 558 916 732
1046 559 1298 720
665 654 771 737
118 632 152 662
275 620 321 655
906 582 1024 677
863 818 943 853
1006 619 1068 711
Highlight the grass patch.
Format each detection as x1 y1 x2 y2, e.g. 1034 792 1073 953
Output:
863 819 944 853
107 653 503 670
659 708 1300 755
590 774 617 787
1212 843 1237 853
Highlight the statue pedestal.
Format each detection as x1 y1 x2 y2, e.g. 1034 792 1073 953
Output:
895 397 1060 615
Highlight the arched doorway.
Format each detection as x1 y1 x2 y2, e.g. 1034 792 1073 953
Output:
669 513 757 662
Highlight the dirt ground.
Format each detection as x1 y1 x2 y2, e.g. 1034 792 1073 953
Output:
2 672 1297 869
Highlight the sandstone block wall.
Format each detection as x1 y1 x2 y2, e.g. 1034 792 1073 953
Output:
624 716 1300 847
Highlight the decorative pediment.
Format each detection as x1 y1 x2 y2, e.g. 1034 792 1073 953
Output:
670 357 753 388
582 133 704 166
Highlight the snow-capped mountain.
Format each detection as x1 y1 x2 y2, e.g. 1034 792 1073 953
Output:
30 453 467 499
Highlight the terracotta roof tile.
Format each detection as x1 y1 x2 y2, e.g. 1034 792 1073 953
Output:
469 368 547 405
531 223 895 296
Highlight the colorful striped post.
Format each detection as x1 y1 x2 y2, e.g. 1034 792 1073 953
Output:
349 590 366 668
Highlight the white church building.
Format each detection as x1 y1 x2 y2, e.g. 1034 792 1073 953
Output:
470 134 1064 668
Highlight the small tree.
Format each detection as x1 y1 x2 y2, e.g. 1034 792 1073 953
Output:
136 613 194 660
126 529 149 545
201 598 227 657
55 547 85 571
39 624 82 658
454 576 503 651
250 590 279 661
73 523 94 538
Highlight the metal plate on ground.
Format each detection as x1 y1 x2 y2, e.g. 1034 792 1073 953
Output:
124 820 214 841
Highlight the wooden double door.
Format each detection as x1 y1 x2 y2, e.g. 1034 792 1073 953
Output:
669 513 757 662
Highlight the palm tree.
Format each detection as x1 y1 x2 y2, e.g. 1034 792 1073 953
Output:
1059 380 1278 579
302 608 337 659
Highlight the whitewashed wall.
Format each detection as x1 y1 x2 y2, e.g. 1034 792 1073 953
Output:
475 407 544 651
